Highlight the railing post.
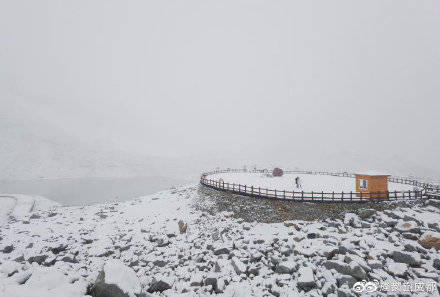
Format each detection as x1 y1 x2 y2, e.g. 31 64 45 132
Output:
350 191 352 202
395 191 397 200
244 185 247 193
387 191 389 200
259 187 261 196
275 189 277 198
360 191 362 201
311 191 313 201
322 191 324 202
283 190 286 199
341 191 344 202
301 191 304 201
251 186 253 196
332 191 334 201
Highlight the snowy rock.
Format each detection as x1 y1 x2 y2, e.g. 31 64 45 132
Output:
204 275 219 293
391 251 420 266
402 232 419 240
242 223 252 231
190 273 203 286
89 259 141 297
147 280 171 293
386 259 408 277
2 245 14 253
275 260 297 274
336 275 356 288
337 285 356 297
428 222 440 232
413 268 439 281
344 213 362 228
297 267 316 292
152 260 167 268
2 266 86 297
50 244 67 255
395 220 420 234
358 209 376 220
419 231 440 250
214 247 230 256
61 256 79 263
367 260 382 270
28 255 48 265
322 260 366 280
0 260 19 276
231 257 246 275
156 236 170 247
433 258 440 270
307 232 320 239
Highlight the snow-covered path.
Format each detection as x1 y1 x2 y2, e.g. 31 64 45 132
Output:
1 185 440 297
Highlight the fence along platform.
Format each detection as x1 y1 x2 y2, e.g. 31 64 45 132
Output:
200 169 439 202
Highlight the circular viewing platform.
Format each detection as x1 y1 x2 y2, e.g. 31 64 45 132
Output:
200 169 439 202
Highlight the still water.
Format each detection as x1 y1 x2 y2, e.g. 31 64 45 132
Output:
0 176 190 206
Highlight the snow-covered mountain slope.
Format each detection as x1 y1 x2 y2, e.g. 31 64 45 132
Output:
0 195 59 226
1 186 440 296
0 112 198 181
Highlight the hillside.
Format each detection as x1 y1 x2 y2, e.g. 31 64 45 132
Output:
1 186 440 296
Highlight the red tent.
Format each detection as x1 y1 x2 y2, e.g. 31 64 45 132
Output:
273 168 283 177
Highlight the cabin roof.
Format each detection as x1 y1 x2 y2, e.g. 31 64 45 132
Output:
355 170 390 176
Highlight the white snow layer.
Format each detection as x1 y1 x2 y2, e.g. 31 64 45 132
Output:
0 184 439 297
103 259 141 297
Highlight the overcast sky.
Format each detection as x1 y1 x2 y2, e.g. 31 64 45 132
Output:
1 1 439 175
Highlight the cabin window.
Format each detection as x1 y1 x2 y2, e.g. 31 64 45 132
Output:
359 179 368 190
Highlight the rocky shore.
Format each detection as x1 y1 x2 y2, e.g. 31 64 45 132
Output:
1 185 440 297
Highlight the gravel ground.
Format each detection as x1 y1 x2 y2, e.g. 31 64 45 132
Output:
195 185 422 223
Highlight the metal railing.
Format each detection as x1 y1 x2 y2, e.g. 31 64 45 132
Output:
200 168 439 202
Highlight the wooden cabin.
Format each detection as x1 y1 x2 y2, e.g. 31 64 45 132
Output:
355 172 389 199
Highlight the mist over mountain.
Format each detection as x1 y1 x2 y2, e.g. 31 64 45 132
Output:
1 110 437 183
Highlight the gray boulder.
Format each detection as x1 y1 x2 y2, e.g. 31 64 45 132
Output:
214 247 230 256
89 271 129 297
358 209 376 220
204 276 219 293
296 267 316 292
275 261 297 274
28 255 48 265
2 245 14 254
147 280 171 293
433 259 440 270
89 260 142 297
336 275 357 288
231 257 246 275
322 260 366 280
391 251 420 266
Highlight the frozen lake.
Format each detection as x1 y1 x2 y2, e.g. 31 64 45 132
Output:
209 172 416 192
0 176 190 206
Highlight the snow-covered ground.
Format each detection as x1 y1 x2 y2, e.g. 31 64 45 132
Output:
1 186 440 297
209 173 417 192
0 195 59 226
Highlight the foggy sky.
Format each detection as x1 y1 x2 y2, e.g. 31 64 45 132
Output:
1 1 439 175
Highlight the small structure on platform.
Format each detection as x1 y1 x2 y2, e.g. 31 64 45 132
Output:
355 171 390 198
272 168 284 177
